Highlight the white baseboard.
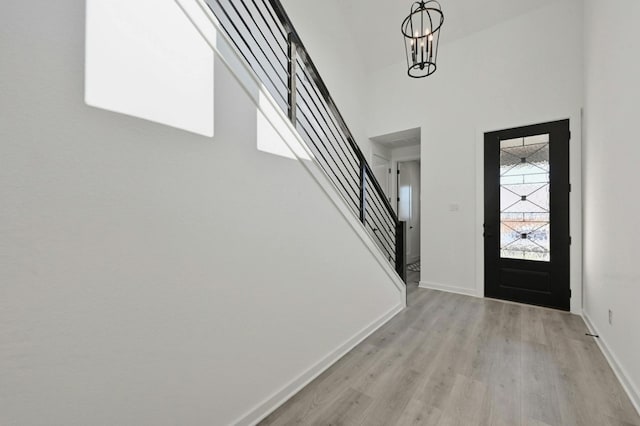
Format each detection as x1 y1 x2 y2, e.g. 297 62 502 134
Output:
231 303 405 426
419 280 479 298
582 312 640 417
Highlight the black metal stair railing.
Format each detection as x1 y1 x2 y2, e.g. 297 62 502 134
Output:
206 0 407 282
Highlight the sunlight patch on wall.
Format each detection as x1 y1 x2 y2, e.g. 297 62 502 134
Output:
256 91 311 161
85 0 214 137
257 108 295 159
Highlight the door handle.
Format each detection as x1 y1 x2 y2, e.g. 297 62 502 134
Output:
410 226 414 229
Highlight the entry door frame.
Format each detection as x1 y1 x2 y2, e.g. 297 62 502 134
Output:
474 111 583 314
484 120 570 310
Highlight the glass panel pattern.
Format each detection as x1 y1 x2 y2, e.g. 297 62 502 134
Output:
500 134 551 261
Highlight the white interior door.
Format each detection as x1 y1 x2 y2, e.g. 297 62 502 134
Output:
398 161 421 264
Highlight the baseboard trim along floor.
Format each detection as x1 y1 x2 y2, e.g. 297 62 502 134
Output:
583 312 640 417
418 280 478 298
260 288 640 425
231 303 405 426
418 283 640 418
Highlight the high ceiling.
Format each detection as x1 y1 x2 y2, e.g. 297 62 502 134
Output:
339 0 564 70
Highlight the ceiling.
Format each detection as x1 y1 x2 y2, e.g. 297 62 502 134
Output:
339 0 564 70
371 127 420 148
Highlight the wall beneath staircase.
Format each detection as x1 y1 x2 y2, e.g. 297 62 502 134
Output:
0 1 404 425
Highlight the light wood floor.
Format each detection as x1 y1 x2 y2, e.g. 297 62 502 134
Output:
261 278 640 426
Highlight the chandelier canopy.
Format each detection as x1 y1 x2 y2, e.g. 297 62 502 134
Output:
401 0 444 78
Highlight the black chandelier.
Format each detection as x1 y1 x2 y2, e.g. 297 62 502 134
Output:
401 0 444 78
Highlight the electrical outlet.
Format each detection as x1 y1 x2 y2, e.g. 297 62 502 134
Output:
609 309 613 325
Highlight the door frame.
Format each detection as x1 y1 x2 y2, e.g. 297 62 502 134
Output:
484 120 570 310
474 111 583 314
371 153 392 203
396 159 421 264
392 153 421 215
393 154 421 270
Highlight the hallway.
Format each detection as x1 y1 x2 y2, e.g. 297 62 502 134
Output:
262 288 640 425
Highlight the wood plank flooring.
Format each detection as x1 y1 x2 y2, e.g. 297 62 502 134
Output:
260 279 640 426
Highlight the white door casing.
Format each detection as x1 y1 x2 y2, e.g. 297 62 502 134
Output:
398 161 421 264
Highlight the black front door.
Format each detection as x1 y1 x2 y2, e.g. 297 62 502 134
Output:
484 120 570 311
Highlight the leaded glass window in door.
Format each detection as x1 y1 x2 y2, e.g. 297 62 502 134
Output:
499 134 550 261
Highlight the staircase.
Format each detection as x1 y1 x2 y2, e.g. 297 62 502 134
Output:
205 0 407 282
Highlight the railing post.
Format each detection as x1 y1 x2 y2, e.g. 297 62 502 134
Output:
359 156 367 224
395 221 407 282
287 32 297 123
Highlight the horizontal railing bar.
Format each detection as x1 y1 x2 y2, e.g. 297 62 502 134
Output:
365 220 395 259
295 70 360 169
365 187 395 229
249 0 288 57
295 86 361 183
211 1 289 107
266 0 395 225
209 0 405 280
295 106 361 192
367 221 395 254
366 199 396 237
258 0 288 39
364 187 395 232
364 205 396 249
294 79 358 163
295 60 361 162
224 0 289 88
295 60 361 167
238 0 288 66
296 120 361 207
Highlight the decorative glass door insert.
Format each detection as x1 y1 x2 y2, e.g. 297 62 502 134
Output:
499 134 550 261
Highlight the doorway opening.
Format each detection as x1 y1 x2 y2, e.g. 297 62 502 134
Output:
370 127 421 289
484 119 570 310
397 160 421 284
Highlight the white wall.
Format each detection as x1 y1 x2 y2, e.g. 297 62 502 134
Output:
371 141 392 163
0 1 403 425
365 0 584 309
583 0 640 410
85 0 214 137
391 144 420 162
280 0 372 158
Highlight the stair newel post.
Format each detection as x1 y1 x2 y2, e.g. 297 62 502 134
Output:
395 221 407 282
359 155 367 224
287 32 297 123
